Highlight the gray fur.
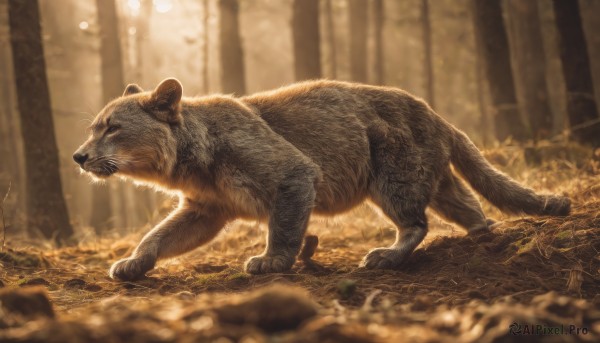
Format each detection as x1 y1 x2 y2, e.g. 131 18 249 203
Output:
73 79 571 281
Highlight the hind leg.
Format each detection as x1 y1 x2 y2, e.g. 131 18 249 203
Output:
361 188 429 269
360 124 438 269
430 170 492 234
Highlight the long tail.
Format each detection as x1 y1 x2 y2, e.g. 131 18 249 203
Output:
450 130 570 216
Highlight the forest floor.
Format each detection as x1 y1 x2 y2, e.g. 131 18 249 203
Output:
1 143 600 343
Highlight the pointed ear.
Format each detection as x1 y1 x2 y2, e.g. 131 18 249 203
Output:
123 83 144 96
141 78 183 123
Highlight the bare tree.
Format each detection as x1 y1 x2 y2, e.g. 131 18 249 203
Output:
475 36 491 147
292 0 321 80
118 0 158 231
219 0 246 95
372 0 384 85
553 0 600 146
0 34 24 229
8 0 73 241
421 0 434 107
506 0 553 140
97 0 124 102
202 0 210 93
0 20 20 183
348 0 367 83
471 0 529 141
91 0 125 232
324 0 337 79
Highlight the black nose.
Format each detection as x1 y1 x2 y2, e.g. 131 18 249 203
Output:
73 153 88 166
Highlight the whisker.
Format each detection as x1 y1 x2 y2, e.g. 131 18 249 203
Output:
78 118 93 126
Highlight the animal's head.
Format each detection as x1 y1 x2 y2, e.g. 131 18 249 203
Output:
73 78 183 181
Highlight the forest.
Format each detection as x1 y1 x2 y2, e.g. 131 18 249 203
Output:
0 0 599 342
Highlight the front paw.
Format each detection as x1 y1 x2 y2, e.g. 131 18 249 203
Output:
109 255 156 281
244 254 295 274
359 248 406 270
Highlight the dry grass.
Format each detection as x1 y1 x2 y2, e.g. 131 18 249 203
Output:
0 144 599 342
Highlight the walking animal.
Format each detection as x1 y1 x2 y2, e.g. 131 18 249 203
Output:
73 79 571 281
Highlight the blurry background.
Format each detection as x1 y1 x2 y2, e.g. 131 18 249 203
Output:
0 0 599 241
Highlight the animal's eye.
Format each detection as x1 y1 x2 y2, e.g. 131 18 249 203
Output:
106 125 120 134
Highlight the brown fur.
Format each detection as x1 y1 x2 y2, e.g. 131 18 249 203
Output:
73 79 570 280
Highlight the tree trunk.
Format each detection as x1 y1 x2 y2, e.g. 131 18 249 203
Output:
0 25 25 229
0 76 12 171
8 0 73 241
118 0 157 229
506 0 553 141
202 0 210 93
92 0 124 232
579 0 600 109
292 0 321 81
475 35 490 147
421 0 434 107
1 0 30 233
97 0 124 103
372 0 384 85
348 0 367 83
471 0 529 142
552 0 600 146
0 28 20 182
219 0 246 95
324 0 337 79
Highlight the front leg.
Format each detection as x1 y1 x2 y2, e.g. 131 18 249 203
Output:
245 166 318 274
110 199 227 281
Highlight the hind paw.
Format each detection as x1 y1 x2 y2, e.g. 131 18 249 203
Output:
359 248 406 270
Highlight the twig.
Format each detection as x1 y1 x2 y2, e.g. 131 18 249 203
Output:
568 117 600 132
361 289 382 312
1 182 11 252
548 117 600 142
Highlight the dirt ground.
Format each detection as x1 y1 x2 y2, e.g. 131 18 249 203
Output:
1 144 599 343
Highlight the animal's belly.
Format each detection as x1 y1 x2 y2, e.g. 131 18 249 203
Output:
257 101 373 214
313 179 369 215
309 143 371 215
